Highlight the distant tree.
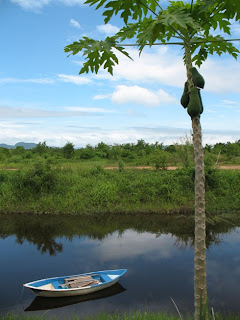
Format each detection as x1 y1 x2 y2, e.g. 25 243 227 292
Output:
14 146 25 155
151 149 170 170
34 141 48 156
95 142 111 158
77 144 95 159
204 144 212 153
62 142 75 159
0 148 8 162
164 145 176 153
226 142 240 157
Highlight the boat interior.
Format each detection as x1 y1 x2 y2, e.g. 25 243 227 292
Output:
37 273 113 290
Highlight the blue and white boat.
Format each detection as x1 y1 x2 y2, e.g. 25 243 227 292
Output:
23 269 127 298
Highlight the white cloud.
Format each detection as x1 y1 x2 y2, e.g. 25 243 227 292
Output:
111 85 177 107
70 18 81 29
1 112 240 147
0 105 115 118
92 46 240 94
157 89 178 105
10 0 84 11
10 0 50 11
97 24 120 36
95 47 186 87
201 59 240 93
93 94 110 100
89 230 179 262
230 21 240 37
65 107 115 113
0 77 54 84
60 0 84 5
112 85 159 106
57 74 91 85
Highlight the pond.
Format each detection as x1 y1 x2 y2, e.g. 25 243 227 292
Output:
0 213 240 318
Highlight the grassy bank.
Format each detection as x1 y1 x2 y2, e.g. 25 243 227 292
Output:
0 160 240 215
2 312 240 320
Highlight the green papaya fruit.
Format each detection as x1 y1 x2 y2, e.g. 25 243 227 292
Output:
187 87 202 118
192 67 205 89
180 81 189 108
197 88 204 114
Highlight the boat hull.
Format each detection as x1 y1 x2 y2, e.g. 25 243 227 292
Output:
24 269 127 298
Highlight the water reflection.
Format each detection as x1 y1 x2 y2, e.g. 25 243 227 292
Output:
25 283 126 311
0 214 240 318
0 213 239 255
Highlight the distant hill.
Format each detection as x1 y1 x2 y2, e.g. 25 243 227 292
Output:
0 142 37 149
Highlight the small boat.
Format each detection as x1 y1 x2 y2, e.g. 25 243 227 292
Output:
23 269 127 298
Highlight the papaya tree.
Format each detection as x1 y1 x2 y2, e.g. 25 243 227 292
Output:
64 1 240 319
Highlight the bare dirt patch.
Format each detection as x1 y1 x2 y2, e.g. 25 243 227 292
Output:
104 165 240 171
218 165 240 170
104 166 178 170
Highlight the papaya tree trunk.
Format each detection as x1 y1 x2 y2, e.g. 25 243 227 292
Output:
185 44 208 320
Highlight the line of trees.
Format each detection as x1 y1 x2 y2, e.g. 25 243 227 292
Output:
0 139 240 168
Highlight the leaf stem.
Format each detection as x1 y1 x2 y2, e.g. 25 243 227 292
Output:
190 0 194 12
117 38 240 47
154 0 164 11
138 0 158 17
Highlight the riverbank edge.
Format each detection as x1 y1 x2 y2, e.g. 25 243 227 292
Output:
1 166 240 216
1 311 240 320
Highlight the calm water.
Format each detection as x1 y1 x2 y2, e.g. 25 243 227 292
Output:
0 214 240 318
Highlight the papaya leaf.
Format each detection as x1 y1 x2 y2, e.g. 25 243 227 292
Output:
198 0 216 14
191 35 240 66
84 0 157 24
159 8 201 31
136 16 174 53
66 0 240 74
64 36 133 75
116 23 141 41
200 0 240 20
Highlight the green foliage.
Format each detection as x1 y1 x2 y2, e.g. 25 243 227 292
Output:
64 36 132 75
62 142 75 159
1 139 240 168
118 159 125 172
2 311 240 320
0 164 240 214
13 160 58 197
33 141 48 155
84 0 157 24
65 0 240 72
151 149 170 170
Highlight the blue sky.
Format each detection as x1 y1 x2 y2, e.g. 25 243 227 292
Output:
1 0 240 148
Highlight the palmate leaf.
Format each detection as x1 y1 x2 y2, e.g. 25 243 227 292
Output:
159 8 201 31
136 16 172 52
116 23 141 41
200 0 240 20
84 0 157 24
190 35 240 67
64 36 133 75
198 0 216 14
223 0 240 20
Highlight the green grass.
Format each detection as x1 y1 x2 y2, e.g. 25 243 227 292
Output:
2 311 240 320
0 160 240 215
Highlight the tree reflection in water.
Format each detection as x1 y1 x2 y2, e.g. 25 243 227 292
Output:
0 213 239 255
